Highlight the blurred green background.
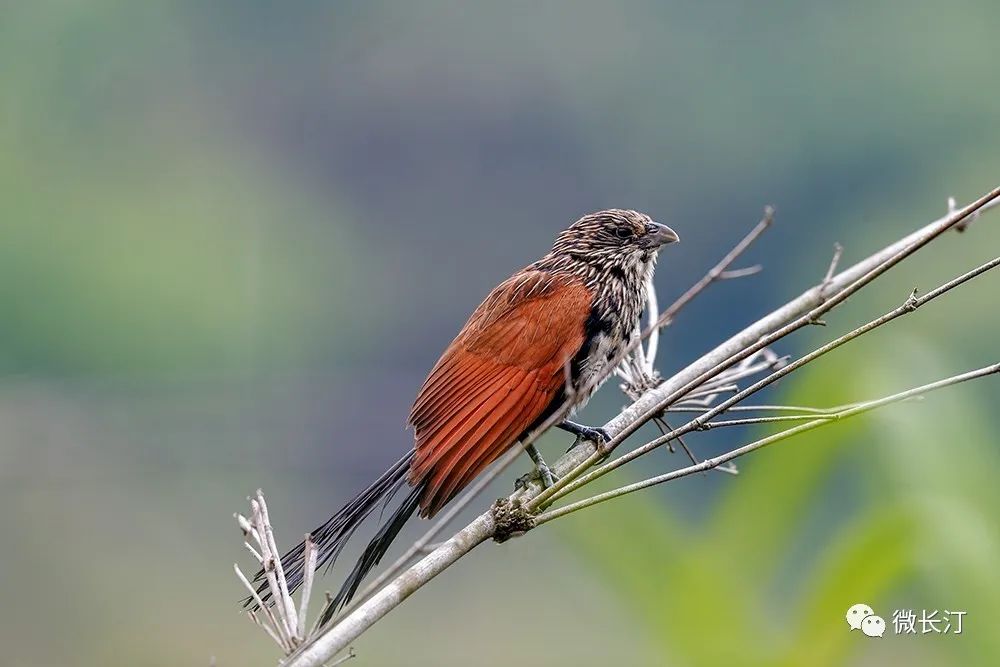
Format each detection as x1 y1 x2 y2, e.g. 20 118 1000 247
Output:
1 2 998 666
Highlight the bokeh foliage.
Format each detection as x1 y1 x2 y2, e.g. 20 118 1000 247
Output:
564 343 1000 666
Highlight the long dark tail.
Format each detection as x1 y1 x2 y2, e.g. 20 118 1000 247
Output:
248 450 421 615
320 482 422 624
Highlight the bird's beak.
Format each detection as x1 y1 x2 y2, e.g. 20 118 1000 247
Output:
644 222 680 248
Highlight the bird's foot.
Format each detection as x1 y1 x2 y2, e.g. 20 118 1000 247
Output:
559 420 612 456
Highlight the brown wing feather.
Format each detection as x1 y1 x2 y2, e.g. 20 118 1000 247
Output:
426 372 538 505
431 376 551 506
408 271 593 517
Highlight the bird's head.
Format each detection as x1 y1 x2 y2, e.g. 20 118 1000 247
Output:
551 209 679 273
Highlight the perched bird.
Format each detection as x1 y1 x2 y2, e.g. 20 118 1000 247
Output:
261 210 678 621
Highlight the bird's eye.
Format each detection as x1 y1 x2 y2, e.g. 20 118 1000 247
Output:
614 227 634 240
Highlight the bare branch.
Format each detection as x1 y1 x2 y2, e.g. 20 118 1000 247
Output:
540 253 1000 506
534 363 1000 524
696 396 924 429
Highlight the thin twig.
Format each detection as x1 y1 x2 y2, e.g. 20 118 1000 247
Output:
534 363 1000 525
235 563 291 651
244 541 264 563
249 609 289 650
646 206 773 333
297 536 318 639
820 243 844 295
693 396 925 428
254 496 299 641
252 501 295 645
718 265 763 279
665 404 844 414
653 416 739 475
642 273 660 376
680 384 740 399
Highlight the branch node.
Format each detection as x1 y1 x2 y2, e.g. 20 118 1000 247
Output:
903 288 920 311
491 498 535 543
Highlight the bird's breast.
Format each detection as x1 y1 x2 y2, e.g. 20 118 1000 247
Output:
569 305 639 407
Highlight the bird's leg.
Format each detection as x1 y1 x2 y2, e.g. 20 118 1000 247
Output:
518 443 558 489
558 420 611 452
515 423 611 490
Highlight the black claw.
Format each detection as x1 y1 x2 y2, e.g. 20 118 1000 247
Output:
561 421 611 454
589 426 611 443
558 420 611 444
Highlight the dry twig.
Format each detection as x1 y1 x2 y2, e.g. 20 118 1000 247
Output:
534 363 999 524
234 491 344 660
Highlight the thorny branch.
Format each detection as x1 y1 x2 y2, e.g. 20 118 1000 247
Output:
237 187 1000 667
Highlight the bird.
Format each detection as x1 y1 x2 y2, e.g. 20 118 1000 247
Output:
257 210 679 622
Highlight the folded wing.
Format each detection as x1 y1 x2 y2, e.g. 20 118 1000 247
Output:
409 271 593 516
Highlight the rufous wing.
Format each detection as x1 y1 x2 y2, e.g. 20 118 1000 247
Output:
408 271 593 516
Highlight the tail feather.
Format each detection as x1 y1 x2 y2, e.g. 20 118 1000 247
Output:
320 482 423 625
247 450 416 608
